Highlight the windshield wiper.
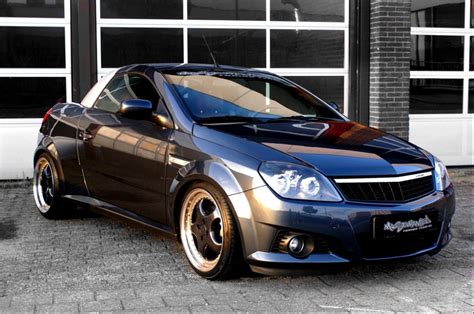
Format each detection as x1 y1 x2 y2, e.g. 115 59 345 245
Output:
197 116 267 124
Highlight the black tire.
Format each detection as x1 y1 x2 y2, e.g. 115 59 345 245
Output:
179 182 244 280
33 153 66 219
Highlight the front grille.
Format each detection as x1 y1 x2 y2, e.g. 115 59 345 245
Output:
336 173 434 203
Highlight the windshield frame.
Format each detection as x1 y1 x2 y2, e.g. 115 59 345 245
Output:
162 70 348 124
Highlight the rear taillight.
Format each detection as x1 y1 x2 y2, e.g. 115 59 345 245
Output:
42 108 53 124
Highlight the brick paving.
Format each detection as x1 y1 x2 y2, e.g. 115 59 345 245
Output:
0 172 472 313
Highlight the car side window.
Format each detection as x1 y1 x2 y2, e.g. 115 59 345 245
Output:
95 74 160 113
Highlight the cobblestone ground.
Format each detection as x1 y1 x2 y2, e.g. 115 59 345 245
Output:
0 172 472 313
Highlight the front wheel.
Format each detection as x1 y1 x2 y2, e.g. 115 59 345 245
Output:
33 153 65 219
180 182 243 280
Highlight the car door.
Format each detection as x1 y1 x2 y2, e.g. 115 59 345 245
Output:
77 72 172 224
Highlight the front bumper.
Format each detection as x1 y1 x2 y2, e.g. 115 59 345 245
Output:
229 184 455 272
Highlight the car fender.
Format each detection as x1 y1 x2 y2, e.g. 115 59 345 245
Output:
168 159 254 217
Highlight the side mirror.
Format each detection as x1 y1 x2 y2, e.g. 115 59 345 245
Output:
118 99 152 119
154 113 174 129
328 101 341 113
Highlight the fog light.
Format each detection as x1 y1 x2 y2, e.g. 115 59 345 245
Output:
288 236 305 254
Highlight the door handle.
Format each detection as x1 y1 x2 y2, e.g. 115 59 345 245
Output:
78 130 94 142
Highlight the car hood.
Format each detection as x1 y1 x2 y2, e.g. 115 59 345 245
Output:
204 120 433 177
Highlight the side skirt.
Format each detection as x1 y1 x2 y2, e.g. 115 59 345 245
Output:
62 195 177 238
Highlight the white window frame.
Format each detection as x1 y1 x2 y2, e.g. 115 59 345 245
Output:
96 0 350 114
0 1 72 123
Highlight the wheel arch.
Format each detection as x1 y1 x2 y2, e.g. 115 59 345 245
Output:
168 161 256 258
34 144 65 192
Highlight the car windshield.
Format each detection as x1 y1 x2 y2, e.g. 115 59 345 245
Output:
164 71 342 123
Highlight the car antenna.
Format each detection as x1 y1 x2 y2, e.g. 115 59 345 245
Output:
202 34 221 69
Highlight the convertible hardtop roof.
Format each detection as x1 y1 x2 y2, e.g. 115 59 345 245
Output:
117 63 271 75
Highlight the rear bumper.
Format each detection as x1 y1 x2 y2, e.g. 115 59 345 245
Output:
231 184 455 273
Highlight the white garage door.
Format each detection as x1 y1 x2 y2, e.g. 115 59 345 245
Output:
410 0 474 165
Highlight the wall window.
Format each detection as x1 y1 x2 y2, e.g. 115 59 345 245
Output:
96 0 349 113
271 0 344 22
0 26 66 68
271 30 344 68
188 29 265 68
0 0 64 18
0 1 70 119
471 36 474 70
188 0 265 20
0 77 66 118
100 0 182 19
411 0 465 28
101 28 183 67
469 79 474 112
410 1 473 116
411 35 464 71
472 0 474 27
410 79 463 113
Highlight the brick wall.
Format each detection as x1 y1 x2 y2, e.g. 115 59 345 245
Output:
369 0 411 139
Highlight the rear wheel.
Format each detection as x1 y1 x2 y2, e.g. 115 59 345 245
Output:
33 153 65 219
180 182 243 280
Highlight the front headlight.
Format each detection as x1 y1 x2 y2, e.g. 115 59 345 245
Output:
434 157 451 191
258 161 342 202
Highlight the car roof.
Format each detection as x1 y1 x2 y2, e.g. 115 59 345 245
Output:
117 63 271 75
